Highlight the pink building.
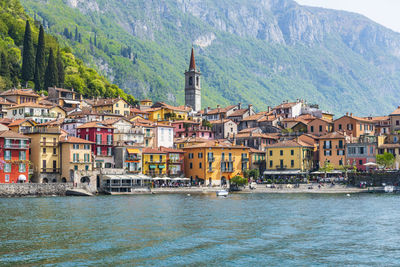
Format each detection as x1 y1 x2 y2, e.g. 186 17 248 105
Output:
171 121 213 139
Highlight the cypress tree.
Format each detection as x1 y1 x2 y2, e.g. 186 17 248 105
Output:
43 48 58 90
34 25 46 91
75 26 78 41
21 20 35 84
94 33 97 47
0 52 10 78
56 50 65 88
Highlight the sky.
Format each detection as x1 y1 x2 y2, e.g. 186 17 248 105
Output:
295 0 400 33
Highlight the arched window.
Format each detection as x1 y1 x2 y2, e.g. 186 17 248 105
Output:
189 77 193 86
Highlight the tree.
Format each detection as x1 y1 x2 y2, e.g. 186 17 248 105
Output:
74 26 78 41
230 175 248 190
376 153 395 169
21 20 35 84
339 164 353 179
0 52 10 78
43 48 58 90
202 119 212 129
319 161 334 178
34 25 46 90
56 50 65 87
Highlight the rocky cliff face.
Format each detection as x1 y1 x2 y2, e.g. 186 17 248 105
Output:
22 0 400 115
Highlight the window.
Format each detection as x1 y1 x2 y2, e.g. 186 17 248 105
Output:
319 125 322 132
4 163 11 173
84 144 90 150
324 150 332 156
96 134 101 144
359 160 363 165
53 148 57 155
5 174 9 183
198 152 203 158
19 151 26 160
310 126 314 132
190 162 193 169
108 147 112 156
347 124 353 130
43 148 46 154
159 155 162 162
269 160 273 167
338 124 342 130
208 162 212 171
291 150 294 156
370 147 374 154
280 150 283 156
74 165 78 171
199 162 202 168
291 160 294 167
85 134 89 140
107 135 112 145
85 165 89 171
269 150 273 156
397 120 399 126
360 147 365 154
73 144 79 149
339 159 343 166
189 153 193 159
189 76 193 86
19 163 25 172
116 103 119 107
4 150 11 160
338 140 343 149
97 147 101 155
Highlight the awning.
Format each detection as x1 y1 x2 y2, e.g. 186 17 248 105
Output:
149 165 156 169
127 148 140 154
263 170 305 175
18 174 27 181
63 99 81 105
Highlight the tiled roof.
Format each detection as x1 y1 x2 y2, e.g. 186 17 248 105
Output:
249 148 265 153
0 130 29 139
174 136 210 143
206 105 237 115
309 118 334 124
130 107 149 114
0 118 12 125
236 132 279 139
272 102 299 109
160 146 184 153
9 102 49 109
8 119 35 127
87 98 126 107
228 109 248 117
0 89 39 97
0 97 15 105
77 121 114 129
48 87 76 93
266 139 313 148
60 136 94 144
319 131 346 139
242 114 265 121
142 148 166 154
37 119 64 126
238 127 261 133
183 140 248 149
209 119 235 124
390 107 400 115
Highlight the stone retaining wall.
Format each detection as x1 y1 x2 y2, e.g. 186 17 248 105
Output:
349 173 400 186
0 183 74 197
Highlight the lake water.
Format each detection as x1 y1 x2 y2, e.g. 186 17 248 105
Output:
1 193 400 266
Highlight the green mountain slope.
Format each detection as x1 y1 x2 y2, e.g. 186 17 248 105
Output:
0 0 133 102
19 0 400 115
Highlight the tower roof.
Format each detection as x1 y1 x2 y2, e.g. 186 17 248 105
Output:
189 47 196 71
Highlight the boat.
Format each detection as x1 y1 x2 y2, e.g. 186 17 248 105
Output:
216 190 229 197
384 185 395 193
66 188 94 197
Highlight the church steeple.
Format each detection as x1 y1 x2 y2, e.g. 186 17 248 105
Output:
189 47 196 71
185 47 201 112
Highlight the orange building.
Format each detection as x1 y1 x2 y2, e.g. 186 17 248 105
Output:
333 114 375 138
318 132 350 168
307 118 333 136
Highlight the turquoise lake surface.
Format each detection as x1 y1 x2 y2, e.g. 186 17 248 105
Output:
1 193 400 266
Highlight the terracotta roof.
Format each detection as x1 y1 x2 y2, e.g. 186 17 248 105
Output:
272 102 299 109
249 148 265 153
309 118 334 124
0 97 15 105
242 114 265 121
87 98 126 107
319 131 346 139
174 136 210 144
9 102 49 109
367 116 389 122
228 109 248 117
297 114 317 121
238 127 261 133
140 99 152 102
209 119 235 124
206 105 237 115
183 140 248 149
8 119 35 127
37 118 64 126
236 133 279 139
390 107 400 115
379 144 400 148
151 102 190 112
0 130 29 139
38 98 55 106
142 148 166 154
266 139 313 148
60 136 94 144
171 120 199 125
335 115 375 123
77 122 114 129
0 118 12 125
0 89 39 97
160 146 184 153
130 107 149 114
48 87 76 93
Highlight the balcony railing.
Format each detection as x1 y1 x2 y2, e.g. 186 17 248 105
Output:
25 112 56 118
41 168 60 173
241 157 249 162
21 128 61 134
207 157 215 162
2 144 29 149
276 165 287 170
221 157 235 163
126 156 141 161
145 161 166 164
144 133 155 138
70 160 91 164
40 141 59 146
221 168 234 173
168 159 183 164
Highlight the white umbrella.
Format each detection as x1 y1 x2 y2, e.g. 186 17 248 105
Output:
364 162 378 166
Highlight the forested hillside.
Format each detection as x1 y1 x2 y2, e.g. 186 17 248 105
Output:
0 0 134 103
19 0 400 115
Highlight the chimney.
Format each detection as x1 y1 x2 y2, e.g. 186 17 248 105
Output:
248 104 253 112
238 102 242 109
346 112 349 116
217 105 220 109
267 106 271 113
204 107 207 115
350 113 353 117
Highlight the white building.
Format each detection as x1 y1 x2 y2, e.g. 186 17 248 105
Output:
155 124 174 148
6 103 54 124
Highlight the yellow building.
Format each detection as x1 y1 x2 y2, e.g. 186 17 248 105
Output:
183 141 250 186
49 106 67 119
265 139 314 173
142 148 167 176
60 136 94 183
0 88 39 104
23 125 62 183
147 102 190 122
8 119 36 133
90 98 130 116
174 137 209 149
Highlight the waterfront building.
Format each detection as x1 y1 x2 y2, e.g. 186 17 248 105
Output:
235 132 278 151
160 146 185 177
346 135 377 171
0 88 39 104
0 130 30 183
47 87 82 109
114 147 142 174
101 118 144 146
174 136 210 149
333 114 375 138
318 131 350 169
154 123 174 148
142 148 167 177
249 148 266 176
185 48 201 112
307 118 334 136
183 141 250 186
76 121 114 169
371 116 390 135
23 125 61 183
60 136 94 184
265 139 314 173
210 119 237 140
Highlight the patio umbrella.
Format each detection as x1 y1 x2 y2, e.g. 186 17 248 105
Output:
363 162 378 166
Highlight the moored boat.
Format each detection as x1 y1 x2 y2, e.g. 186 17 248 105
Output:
216 190 229 197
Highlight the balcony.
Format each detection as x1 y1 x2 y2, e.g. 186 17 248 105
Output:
2 144 29 149
275 165 287 170
144 133 155 138
221 168 234 173
241 157 249 162
126 156 141 161
207 157 215 162
70 160 91 164
145 161 166 164
21 128 61 134
221 157 235 163
168 159 183 164
25 112 56 118
40 141 59 147
41 168 60 173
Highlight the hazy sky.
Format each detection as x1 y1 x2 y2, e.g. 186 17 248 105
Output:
295 0 400 33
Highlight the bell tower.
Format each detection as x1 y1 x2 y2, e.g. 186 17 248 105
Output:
185 47 201 112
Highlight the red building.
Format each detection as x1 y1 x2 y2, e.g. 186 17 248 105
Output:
0 131 30 183
171 120 213 139
76 121 114 168
160 146 185 177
